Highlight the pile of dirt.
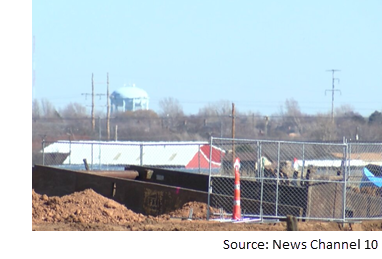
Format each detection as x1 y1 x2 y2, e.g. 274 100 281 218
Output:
163 201 223 220
32 189 220 224
32 189 148 225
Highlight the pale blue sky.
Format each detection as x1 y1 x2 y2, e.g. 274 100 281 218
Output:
32 0 382 116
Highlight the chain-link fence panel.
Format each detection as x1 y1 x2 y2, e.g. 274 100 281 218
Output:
346 143 382 220
207 138 261 218
207 138 362 221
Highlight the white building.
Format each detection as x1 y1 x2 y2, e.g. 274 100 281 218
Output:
42 140 224 170
110 84 149 112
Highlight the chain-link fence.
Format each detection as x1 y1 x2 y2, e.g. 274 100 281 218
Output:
39 138 382 222
345 143 382 220
207 137 382 222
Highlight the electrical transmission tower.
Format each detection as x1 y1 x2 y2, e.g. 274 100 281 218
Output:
325 69 341 121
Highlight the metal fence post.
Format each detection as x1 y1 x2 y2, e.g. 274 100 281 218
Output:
91 143 94 170
69 139 72 165
301 143 305 180
207 136 213 220
275 141 281 217
42 139 45 165
219 138 223 175
342 140 348 222
140 144 143 166
348 143 352 177
259 142 264 221
99 142 101 169
256 141 260 178
198 144 201 174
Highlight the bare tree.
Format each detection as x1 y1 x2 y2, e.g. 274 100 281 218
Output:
335 104 355 116
158 97 184 118
60 102 87 118
198 100 232 116
275 98 305 136
32 99 41 118
40 98 56 117
333 105 366 140
306 112 337 141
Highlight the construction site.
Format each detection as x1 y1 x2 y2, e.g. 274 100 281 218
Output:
32 138 382 231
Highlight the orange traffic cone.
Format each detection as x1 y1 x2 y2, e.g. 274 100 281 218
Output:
232 158 241 220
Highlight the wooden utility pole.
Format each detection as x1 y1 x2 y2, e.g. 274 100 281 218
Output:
91 73 95 131
232 103 236 169
82 73 108 134
106 73 110 140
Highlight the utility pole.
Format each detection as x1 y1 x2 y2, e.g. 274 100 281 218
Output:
81 73 96 131
325 69 341 122
106 73 110 140
82 73 107 133
98 116 102 140
264 116 269 136
91 73 95 131
114 125 118 141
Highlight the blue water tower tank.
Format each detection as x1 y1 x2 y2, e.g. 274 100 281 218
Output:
110 84 149 112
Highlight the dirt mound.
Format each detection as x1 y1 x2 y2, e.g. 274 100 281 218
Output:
32 189 229 231
32 189 222 225
32 189 147 225
162 201 222 220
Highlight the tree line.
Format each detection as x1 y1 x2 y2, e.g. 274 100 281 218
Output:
33 97 382 139
32 97 382 164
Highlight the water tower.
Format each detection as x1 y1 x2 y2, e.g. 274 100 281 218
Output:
110 84 149 113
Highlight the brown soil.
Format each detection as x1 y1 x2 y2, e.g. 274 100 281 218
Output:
32 189 382 231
